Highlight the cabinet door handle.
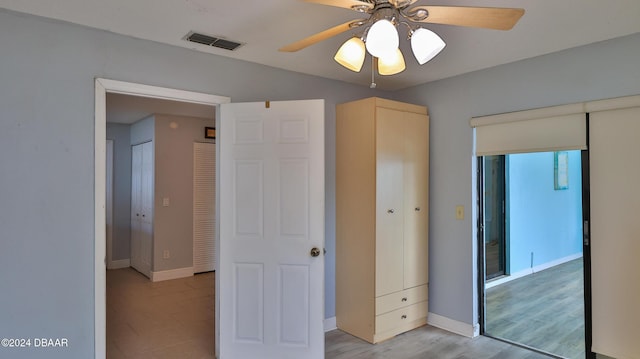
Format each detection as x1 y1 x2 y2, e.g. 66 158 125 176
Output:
415 207 421 212
387 209 395 214
401 297 408 302
401 315 407 319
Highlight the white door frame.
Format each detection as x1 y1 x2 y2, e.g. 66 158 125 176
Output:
94 78 230 358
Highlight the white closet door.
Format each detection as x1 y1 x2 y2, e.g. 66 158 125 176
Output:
131 141 153 278
130 144 143 273
193 142 216 273
139 142 153 276
590 107 640 359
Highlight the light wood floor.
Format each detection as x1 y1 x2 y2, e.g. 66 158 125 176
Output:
107 267 551 358
485 258 585 359
327 326 550 359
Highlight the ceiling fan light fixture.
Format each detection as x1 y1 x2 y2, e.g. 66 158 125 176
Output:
378 48 406 75
334 37 366 72
411 27 446 65
365 19 399 59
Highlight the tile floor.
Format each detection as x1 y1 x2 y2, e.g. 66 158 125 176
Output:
106 268 215 359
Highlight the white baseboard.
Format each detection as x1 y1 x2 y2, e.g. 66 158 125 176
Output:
151 267 194 282
486 253 583 289
427 312 476 338
107 259 130 270
324 317 337 332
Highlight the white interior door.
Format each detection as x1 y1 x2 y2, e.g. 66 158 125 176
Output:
219 100 325 359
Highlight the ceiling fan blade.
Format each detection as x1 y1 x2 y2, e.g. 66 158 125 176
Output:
389 0 418 9
410 6 525 30
303 0 374 12
279 20 363 52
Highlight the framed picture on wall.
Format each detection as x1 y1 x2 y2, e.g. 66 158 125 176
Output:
204 127 216 139
554 151 569 190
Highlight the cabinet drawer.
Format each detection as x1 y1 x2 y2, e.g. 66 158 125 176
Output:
376 284 428 315
375 301 428 334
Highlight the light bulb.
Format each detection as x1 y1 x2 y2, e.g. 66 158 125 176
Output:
334 37 366 72
365 19 399 59
411 28 446 65
378 48 406 75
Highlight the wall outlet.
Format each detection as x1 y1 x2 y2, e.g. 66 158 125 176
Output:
163 250 170 259
456 205 465 220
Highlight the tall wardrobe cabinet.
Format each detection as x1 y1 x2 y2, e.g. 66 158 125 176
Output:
336 97 429 343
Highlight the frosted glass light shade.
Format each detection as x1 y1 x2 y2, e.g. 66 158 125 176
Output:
334 37 366 72
365 19 399 59
411 28 446 65
378 48 406 75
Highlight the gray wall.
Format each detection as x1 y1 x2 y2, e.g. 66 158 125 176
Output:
131 115 155 145
153 114 215 272
393 32 640 333
106 123 132 261
0 9 389 358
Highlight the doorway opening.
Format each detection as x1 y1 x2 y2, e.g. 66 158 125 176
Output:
94 78 230 358
104 93 218 357
478 151 587 358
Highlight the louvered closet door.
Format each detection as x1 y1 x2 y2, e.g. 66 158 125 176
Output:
193 142 216 273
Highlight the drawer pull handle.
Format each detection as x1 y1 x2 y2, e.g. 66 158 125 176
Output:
387 209 395 214
401 297 408 302
401 315 407 319
415 207 421 212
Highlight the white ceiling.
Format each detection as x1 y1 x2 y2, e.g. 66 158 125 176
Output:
1 0 639 91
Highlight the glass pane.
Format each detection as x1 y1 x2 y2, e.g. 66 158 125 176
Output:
483 151 585 359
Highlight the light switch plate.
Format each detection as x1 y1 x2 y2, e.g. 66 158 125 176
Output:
456 205 464 220
162 198 170 207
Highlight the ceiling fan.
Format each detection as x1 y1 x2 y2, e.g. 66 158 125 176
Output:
279 0 525 76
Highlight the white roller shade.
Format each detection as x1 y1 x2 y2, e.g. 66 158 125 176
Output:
471 104 587 156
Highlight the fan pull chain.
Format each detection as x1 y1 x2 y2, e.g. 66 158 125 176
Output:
370 56 377 89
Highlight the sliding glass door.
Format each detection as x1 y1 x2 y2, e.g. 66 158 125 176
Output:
483 156 506 280
479 151 589 359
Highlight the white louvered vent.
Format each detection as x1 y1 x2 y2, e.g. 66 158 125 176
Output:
193 142 216 273
185 31 243 51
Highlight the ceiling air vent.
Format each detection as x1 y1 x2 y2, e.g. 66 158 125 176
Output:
184 31 243 51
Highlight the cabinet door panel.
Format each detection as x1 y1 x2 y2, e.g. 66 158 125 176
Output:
375 107 405 296
403 112 429 288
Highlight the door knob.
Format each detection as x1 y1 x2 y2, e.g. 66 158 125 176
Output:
310 247 321 257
